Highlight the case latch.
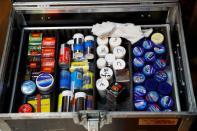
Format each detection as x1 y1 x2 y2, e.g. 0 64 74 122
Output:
73 110 112 131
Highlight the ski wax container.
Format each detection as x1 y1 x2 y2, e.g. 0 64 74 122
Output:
112 59 126 70
151 33 164 45
21 80 36 95
134 98 147 111
97 45 109 58
36 73 54 93
97 58 106 69
75 92 86 111
105 53 116 66
133 46 144 57
113 46 126 59
109 37 122 51
97 37 108 46
96 78 109 97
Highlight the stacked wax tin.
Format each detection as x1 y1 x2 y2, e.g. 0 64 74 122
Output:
26 33 56 94
133 32 174 112
57 33 95 113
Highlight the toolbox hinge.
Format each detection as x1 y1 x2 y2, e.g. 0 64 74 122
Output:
73 110 112 131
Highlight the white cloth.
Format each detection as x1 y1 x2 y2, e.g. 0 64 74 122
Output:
92 21 153 44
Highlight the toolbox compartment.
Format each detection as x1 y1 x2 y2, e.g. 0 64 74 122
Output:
0 0 197 131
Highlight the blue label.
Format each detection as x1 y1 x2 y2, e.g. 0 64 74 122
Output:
144 52 156 62
154 59 166 70
60 70 70 89
85 41 94 49
160 96 174 108
133 73 146 84
134 98 147 110
134 85 146 98
154 71 168 82
74 44 83 51
147 104 161 112
71 71 83 90
83 76 91 86
133 57 145 68
142 40 154 50
133 46 144 57
36 73 53 88
154 44 166 54
143 65 155 76
146 91 159 103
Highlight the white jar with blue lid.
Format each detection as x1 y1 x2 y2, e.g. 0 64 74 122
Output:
36 73 54 92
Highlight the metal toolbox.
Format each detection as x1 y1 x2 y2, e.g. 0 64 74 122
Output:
0 0 197 131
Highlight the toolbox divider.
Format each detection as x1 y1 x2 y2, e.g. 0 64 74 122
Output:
9 25 181 113
9 28 26 113
128 43 134 111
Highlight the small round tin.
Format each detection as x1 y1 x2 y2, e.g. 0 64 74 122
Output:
160 96 174 108
154 58 167 70
154 44 166 56
145 91 159 103
142 40 154 50
36 73 54 92
133 73 146 85
154 71 168 83
158 82 172 95
133 57 145 69
147 104 161 112
144 51 156 63
21 80 36 95
134 98 147 111
133 46 144 57
142 65 155 76
134 85 147 98
145 79 158 91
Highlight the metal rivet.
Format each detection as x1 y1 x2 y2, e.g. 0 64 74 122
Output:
141 14 144 18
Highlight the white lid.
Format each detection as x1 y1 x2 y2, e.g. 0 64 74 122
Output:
75 92 86 99
113 59 126 70
73 33 84 39
113 46 126 59
97 37 108 45
62 90 74 98
151 33 164 45
96 45 109 58
97 58 106 69
100 67 113 80
67 39 74 45
96 78 109 91
85 35 95 42
109 37 122 47
105 53 116 65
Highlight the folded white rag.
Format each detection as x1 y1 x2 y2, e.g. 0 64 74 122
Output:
92 21 153 44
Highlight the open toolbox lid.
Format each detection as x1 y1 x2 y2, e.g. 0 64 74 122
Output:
11 0 178 5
